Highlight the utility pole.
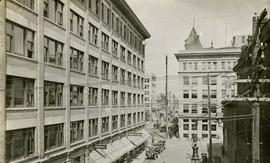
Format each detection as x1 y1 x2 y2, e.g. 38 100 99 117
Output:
208 72 212 163
165 56 169 139
0 0 6 163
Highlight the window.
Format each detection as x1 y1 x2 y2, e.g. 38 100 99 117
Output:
120 69 126 84
70 121 84 143
120 46 126 62
101 2 110 25
112 65 118 82
6 76 34 108
210 76 217 85
202 90 208 99
192 124 197 130
191 104 197 113
70 85 84 106
183 124 189 130
89 23 98 46
137 76 140 88
112 90 118 105
227 61 232 70
89 118 98 137
194 62 198 70
210 104 217 113
6 21 35 58
133 113 136 124
70 47 84 72
202 124 208 131
70 10 84 37
44 124 64 151
221 61 226 70
112 12 119 33
202 76 208 85
101 117 109 133
127 51 132 65
137 58 140 69
183 62 187 70
183 90 189 99
72 154 85 163
191 77 198 85
133 55 136 67
207 62 212 70
102 61 109 80
128 114 132 125
137 113 141 122
120 114 125 128
44 81 63 107
191 90 197 98
127 72 132 86
202 119 208 123
44 36 63 66
6 128 35 162
202 134 208 138
211 90 217 98
213 62 217 70
15 0 35 10
89 0 100 15
231 89 235 97
183 119 189 122
127 93 132 106
183 104 189 113
202 104 208 113
137 94 140 105
101 89 109 105
101 32 109 51
120 92 125 106
88 55 98 76
89 87 98 106
133 94 136 105
112 115 118 130
188 62 193 70
183 76 189 85
221 90 226 98
141 112 144 122
221 76 227 85
202 62 206 70
112 40 118 56
211 124 217 131
44 0 63 25
183 134 189 138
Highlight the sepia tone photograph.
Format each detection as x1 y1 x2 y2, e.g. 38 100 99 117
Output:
0 0 270 163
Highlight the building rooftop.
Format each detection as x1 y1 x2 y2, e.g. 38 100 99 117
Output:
112 0 151 39
184 27 203 50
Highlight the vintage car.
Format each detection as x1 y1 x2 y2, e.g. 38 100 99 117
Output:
145 146 159 159
153 140 166 153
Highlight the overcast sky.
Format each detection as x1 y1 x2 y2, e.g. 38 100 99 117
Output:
126 0 270 96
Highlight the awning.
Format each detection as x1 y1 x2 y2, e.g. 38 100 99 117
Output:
89 137 136 163
89 149 111 163
127 129 152 147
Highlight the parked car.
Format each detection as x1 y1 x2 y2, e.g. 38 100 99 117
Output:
145 146 159 159
157 140 166 150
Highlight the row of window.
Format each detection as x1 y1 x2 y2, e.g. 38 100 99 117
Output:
183 133 218 139
182 61 237 71
182 89 236 99
6 76 144 108
183 76 236 86
6 112 144 161
183 104 217 114
14 0 145 56
183 123 217 131
6 20 144 74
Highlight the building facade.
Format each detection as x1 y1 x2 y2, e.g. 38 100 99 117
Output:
232 34 249 48
175 27 241 141
2 0 150 162
144 73 157 120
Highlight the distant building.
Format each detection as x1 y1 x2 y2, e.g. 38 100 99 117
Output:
232 35 249 47
184 27 203 50
144 73 157 120
175 27 241 141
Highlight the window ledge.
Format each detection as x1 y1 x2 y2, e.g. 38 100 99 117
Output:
112 54 119 59
102 49 110 54
88 105 98 108
8 154 38 163
89 42 99 49
44 146 66 156
70 32 85 42
70 139 85 148
70 69 86 75
89 135 99 141
11 0 38 15
45 62 65 70
7 52 38 63
6 107 37 111
101 105 109 108
101 77 110 81
44 106 65 110
44 17 66 31
101 132 110 137
70 106 85 109
88 73 99 78
112 105 118 108
88 9 100 20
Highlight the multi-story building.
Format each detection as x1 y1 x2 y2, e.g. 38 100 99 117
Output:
232 34 249 48
1 0 150 162
222 11 270 163
144 73 157 120
174 27 241 141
